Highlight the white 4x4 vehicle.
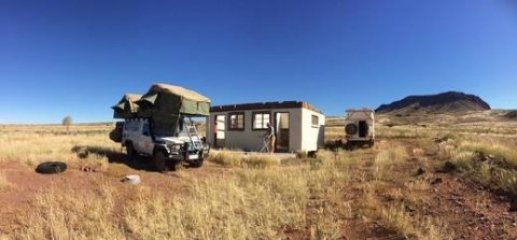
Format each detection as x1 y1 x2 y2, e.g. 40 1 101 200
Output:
121 118 208 171
344 109 375 148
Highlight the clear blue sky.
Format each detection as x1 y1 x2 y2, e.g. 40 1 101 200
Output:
1 0 516 123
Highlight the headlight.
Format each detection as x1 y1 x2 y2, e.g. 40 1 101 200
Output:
168 144 182 153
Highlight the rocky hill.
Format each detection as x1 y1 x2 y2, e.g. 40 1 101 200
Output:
376 91 491 114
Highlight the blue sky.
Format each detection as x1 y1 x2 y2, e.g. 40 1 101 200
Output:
1 0 516 123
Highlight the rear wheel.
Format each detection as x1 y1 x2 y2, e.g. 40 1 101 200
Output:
153 150 169 172
126 142 136 160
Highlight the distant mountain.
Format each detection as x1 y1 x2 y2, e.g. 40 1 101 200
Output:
376 91 491 114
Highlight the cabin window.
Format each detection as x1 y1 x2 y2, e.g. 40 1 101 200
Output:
311 114 319 127
228 112 245 130
252 112 271 130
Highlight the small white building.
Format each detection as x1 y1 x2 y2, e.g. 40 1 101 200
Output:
208 101 325 152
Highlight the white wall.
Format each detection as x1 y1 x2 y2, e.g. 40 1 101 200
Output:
300 109 325 152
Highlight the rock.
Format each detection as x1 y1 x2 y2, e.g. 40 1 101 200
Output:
80 166 97 172
509 196 517 212
121 175 141 185
439 161 457 173
431 178 443 185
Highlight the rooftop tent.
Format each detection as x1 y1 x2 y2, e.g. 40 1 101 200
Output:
112 93 142 119
136 83 211 117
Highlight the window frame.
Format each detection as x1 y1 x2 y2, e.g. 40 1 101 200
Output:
227 112 245 131
252 111 271 131
311 114 320 128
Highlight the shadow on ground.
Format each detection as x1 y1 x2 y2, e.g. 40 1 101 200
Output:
71 145 157 171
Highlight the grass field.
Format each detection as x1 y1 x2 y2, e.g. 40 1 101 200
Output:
0 112 516 239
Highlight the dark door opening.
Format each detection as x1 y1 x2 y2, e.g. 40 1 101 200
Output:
358 121 368 138
275 112 290 152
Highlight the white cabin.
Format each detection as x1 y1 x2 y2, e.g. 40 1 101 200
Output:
208 101 325 153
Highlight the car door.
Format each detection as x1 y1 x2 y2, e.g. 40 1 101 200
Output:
138 122 154 155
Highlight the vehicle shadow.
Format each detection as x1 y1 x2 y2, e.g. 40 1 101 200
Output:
71 145 157 171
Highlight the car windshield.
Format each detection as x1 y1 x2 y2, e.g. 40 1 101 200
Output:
152 117 196 137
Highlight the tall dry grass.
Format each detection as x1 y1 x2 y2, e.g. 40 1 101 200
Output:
373 143 408 181
436 137 517 197
0 125 119 167
207 150 280 169
124 170 309 239
10 145 349 239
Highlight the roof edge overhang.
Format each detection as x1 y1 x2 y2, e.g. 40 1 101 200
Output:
210 101 323 114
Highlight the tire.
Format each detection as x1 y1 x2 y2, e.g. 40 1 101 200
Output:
345 123 358 135
126 142 136 160
190 158 204 168
153 150 169 172
36 161 67 174
189 149 204 168
190 160 203 168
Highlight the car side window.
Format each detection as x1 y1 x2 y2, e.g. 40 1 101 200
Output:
142 123 150 136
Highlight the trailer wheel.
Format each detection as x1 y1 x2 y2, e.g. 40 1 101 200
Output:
153 150 168 172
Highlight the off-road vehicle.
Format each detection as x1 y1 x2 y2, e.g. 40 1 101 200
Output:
344 108 375 148
121 117 208 170
110 83 211 171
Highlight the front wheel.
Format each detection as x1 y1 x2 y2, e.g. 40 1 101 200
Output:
190 158 204 168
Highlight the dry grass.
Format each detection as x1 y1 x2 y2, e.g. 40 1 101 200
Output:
206 150 243 167
0 125 119 166
18 184 124 239
14 154 346 239
0 172 12 190
380 204 450 240
2 114 517 239
207 150 280 169
373 142 408 181
1 125 350 239
459 141 517 167
123 170 308 239
437 138 517 197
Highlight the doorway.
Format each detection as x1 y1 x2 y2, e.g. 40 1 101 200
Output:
358 120 368 138
275 112 290 152
214 115 225 148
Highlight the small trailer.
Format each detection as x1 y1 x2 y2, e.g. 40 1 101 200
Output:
344 108 375 148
